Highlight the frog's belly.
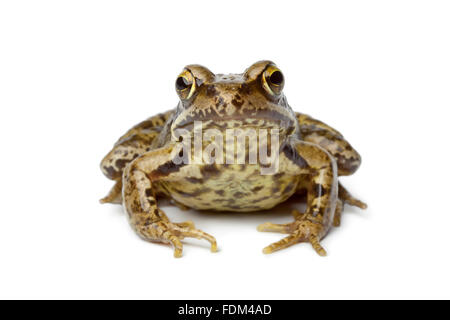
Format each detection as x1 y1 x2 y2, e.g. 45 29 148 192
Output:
159 164 300 212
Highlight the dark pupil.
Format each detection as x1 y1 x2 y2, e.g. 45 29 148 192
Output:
176 77 190 90
270 71 284 85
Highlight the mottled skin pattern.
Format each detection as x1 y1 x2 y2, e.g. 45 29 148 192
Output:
100 61 367 257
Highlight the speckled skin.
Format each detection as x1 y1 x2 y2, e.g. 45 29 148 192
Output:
100 61 366 257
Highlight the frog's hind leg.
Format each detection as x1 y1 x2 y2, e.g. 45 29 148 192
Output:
100 111 174 204
296 113 367 213
100 110 173 182
100 180 122 204
331 183 366 227
291 180 365 228
296 113 362 176
332 199 343 227
338 182 367 210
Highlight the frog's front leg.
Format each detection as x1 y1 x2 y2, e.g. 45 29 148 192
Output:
123 144 217 258
258 141 338 256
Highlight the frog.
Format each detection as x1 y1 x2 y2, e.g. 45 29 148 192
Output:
100 60 367 258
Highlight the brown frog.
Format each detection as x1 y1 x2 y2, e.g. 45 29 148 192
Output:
100 61 367 257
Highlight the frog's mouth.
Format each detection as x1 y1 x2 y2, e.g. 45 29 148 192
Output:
172 105 296 137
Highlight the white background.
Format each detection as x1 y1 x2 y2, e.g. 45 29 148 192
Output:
1 1 449 299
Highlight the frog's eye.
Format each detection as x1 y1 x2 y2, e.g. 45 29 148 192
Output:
175 69 196 100
262 66 285 96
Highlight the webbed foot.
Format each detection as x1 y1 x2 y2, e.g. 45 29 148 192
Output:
100 180 123 204
138 219 218 258
339 182 367 209
257 210 327 256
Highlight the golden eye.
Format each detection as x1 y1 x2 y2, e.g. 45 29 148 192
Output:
262 65 285 95
175 69 196 100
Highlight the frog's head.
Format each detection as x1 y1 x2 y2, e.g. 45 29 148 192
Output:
171 61 298 141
